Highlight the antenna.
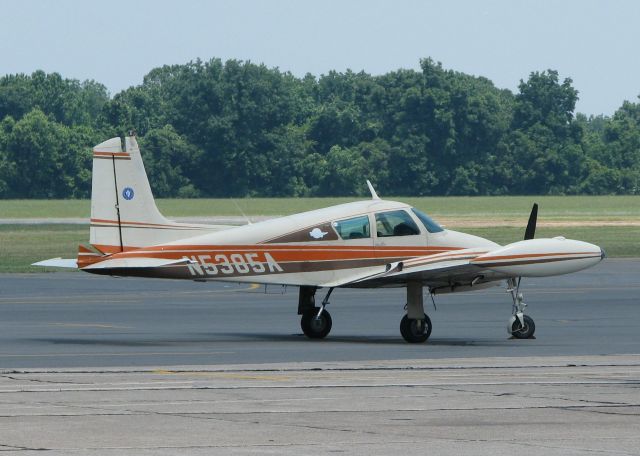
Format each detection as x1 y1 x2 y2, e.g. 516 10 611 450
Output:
232 199 252 225
366 180 380 200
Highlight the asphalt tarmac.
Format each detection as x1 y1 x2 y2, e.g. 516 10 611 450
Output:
0 259 638 369
0 356 638 455
1 260 639 455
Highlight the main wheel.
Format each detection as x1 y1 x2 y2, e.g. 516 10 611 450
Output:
301 308 332 339
400 313 432 343
511 314 535 339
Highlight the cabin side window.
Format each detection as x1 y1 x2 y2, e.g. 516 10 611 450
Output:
332 215 371 240
374 210 421 237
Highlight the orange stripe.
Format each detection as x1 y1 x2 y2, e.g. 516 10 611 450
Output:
136 244 451 252
118 250 400 263
127 247 446 258
78 245 93 254
89 243 464 265
90 218 207 229
472 251 597 262
92 151 130 157
405 251 486 266
92 244 136 254
76 254 104 268
91 245 460 264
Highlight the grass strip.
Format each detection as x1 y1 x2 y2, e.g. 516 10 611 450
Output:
0 196 638 219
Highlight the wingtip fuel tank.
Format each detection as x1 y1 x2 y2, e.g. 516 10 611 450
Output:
471 237 603 277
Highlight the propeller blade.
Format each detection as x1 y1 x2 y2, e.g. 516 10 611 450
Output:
524 203 538 240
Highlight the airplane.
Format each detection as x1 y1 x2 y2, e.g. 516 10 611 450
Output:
35 135 606 343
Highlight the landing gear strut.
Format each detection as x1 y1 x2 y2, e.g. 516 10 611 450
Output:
400 282 432 343
298 286 333 339
507 277 535 339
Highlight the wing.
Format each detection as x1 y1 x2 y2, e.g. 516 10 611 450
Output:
322 248 503 292
326 237 603 291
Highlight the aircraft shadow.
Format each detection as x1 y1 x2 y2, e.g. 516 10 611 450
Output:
201 332 508 346
30 334 510 347
30 338 167 347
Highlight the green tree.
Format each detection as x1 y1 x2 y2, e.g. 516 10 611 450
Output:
0 116 16 197
6 109 90 198
0 71 108 127
0 62 638 198
138 125 202 197
498 70 587 194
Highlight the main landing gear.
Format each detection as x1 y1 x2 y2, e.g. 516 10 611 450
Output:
400 282 432 343
507 277 536 339
297 279 534 342
298 284 434 343
298 286 333 339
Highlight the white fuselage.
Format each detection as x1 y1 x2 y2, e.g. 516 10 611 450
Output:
82 199 603 289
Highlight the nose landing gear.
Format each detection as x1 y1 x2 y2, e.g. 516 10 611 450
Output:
507 277 536 339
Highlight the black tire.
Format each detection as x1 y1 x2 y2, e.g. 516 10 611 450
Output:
400 313 432 343
511 315 535 339
301 308 332 339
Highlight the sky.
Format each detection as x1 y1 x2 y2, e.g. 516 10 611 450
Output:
1 0 638 115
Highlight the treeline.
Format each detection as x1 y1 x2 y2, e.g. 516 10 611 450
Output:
0 59 638 198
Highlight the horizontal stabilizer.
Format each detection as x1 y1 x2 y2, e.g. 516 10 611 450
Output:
32 258 78 268
83 257 193 270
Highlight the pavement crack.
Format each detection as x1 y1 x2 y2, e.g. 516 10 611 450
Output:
495 438 639 456
2 402 639 419
0 443 49 451
560 406 640 417
4 362 640 376
426 384 636 409
0 374 83 385
118 408 384 437
3 380 639 395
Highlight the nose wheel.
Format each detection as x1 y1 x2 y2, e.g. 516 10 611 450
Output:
507 277 536 339
510 314 535 339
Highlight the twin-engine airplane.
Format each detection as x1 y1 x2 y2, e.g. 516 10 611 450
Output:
35 136 605 343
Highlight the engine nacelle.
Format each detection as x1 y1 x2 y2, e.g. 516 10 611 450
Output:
471 237 604 277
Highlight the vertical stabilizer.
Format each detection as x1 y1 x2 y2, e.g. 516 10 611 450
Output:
89 136 224 251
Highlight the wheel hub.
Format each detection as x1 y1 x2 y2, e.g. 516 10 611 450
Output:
310 316 326 332
411 319 425 335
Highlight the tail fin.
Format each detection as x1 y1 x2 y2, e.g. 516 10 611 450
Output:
90 135 224 252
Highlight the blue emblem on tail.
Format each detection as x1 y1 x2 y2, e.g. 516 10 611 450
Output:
122 187 134 200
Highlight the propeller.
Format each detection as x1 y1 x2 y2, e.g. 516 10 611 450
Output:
524 203 538 240
508 203 538 336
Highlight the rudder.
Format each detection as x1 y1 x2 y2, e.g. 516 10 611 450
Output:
90 135 223 252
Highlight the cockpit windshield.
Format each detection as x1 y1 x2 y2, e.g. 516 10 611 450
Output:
411 208 444 233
